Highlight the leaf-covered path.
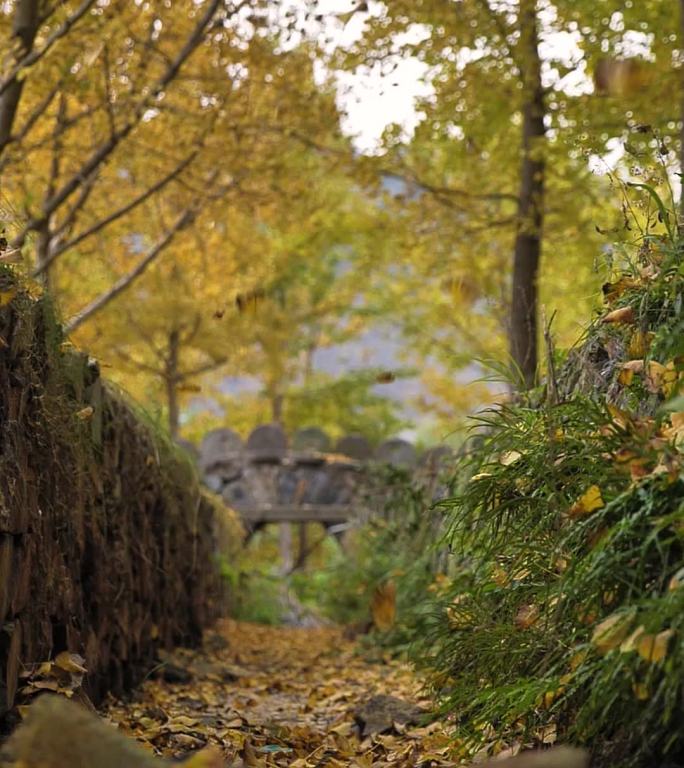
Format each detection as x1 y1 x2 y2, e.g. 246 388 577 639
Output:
102 620 457 768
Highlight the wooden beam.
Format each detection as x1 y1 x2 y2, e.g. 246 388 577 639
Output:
238 504 362 524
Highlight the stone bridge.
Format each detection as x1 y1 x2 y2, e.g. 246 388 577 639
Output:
186 425 452 530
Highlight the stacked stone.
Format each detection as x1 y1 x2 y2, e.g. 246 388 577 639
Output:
0 276 224 717
198 422 454 529
199 425 367 528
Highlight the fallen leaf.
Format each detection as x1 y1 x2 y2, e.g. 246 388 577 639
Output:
632 682 649 700
500 451 522 466
514 604 539 630
592 612 634 654
662 361 680 397
568 485 604 519
0 287 17 306
607 403 630 429
645 361 666 394
636 628 674 663
627 330 653 358
602 306 635 325
371 581 396 632
602 277 639 303
618 359 644 386
54 652 87 674
538 723 557 745
668 567 684 591
619 624 645 653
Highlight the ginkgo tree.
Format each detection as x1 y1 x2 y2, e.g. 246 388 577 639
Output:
332 0 682 391
0 0 232 290
69 40 400 438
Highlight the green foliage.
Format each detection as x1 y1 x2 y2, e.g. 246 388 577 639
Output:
399 212 684 765
219 558 286 626
294 465 452 639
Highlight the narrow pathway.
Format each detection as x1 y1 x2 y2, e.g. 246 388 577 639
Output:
102 620 458 767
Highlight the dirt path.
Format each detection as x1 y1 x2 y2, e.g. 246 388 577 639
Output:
102 620 458 767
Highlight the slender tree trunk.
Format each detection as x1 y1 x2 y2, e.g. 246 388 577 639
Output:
0 0 40 155
296 523 309 571
510 0 545 389
35 223 55 294
272 392 284 424
166 328 180 438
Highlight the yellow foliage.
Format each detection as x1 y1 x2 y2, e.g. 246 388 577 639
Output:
591 611 635 654
371 581 397 631
514 604 540 630
568 485 604 519
635 629 675 664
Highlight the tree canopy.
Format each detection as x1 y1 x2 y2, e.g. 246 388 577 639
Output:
1 0 682 441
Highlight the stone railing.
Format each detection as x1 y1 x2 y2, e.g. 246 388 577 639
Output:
185 424 453 529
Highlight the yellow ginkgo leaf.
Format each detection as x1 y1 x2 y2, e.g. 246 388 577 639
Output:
618 360 645 387
568 485 604 519
499 450 522 466
618 367 634 386
591 611 635 654
662 413 684 449
602 306 635 325
628 330 653 358
636 629 674 663
645 361 666 394
607 403 630 429
75 406 94 420
0 287 17 307
662 361 681 398
619 624 645 653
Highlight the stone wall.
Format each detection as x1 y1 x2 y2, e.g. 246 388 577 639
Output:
0 271 230 718
194 424 453 527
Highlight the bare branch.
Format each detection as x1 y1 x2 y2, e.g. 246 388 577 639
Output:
0 77 60 157
179 356 228 381
65 206 198 334
0 0 97 100
12 0 225 250
111 345 165 377
0 0 41 152
50 170 98 241
102 43 116 138
143 0 223 104
32 146 201 277
380 168 519 205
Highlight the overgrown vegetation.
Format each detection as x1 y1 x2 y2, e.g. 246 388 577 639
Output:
307 183 684 766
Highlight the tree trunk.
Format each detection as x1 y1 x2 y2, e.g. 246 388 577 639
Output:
272 392 284 424
279 523 294 575
0 0 40 155
510 0 545 389
35 222 55 294
166 328 180 438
